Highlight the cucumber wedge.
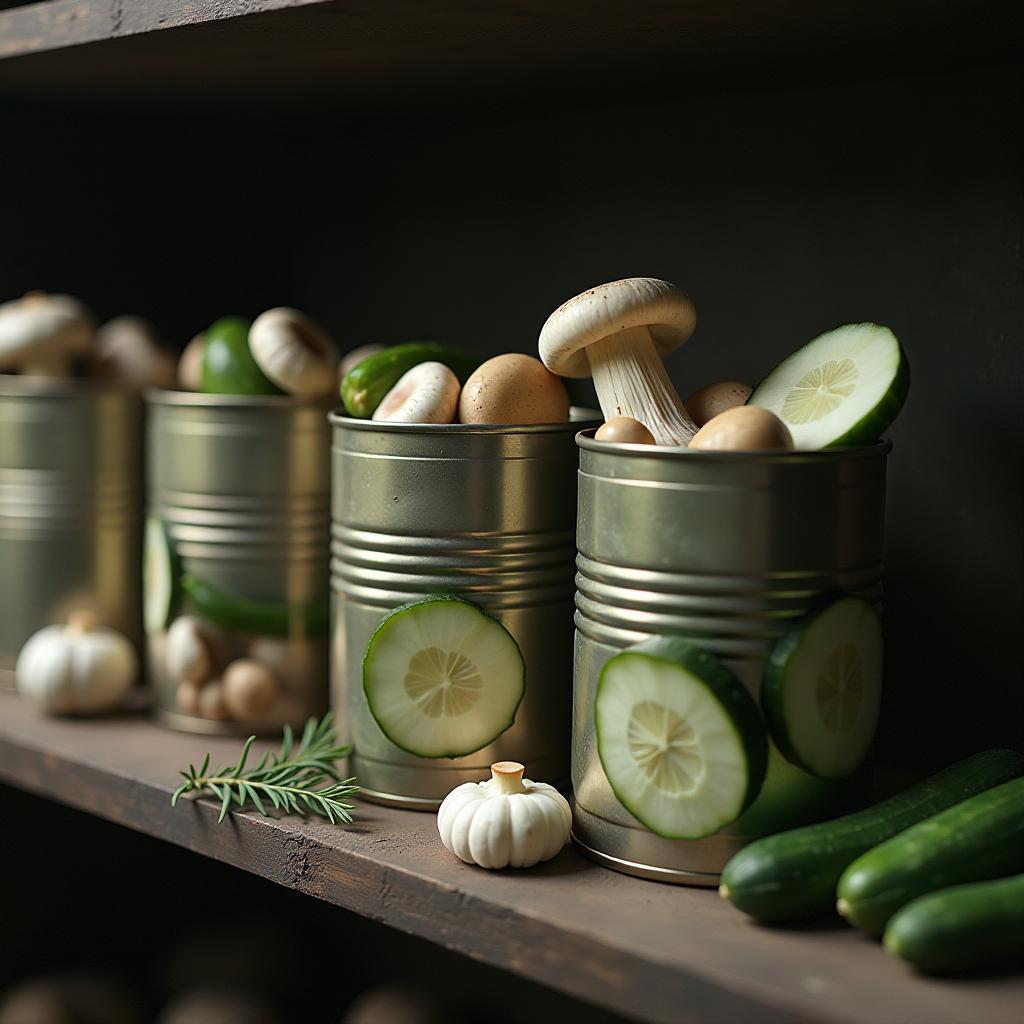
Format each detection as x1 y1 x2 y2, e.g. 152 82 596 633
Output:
144 516 180 632
181 574 329 637
884 873 1024 975
762 596 883 780
362 596 525 759
596 638 767 840
748 323 909 448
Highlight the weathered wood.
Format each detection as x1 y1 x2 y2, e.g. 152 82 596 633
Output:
0 693 1021 1024
0 1 1022 108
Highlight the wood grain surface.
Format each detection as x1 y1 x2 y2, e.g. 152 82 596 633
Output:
1 692 1021 1024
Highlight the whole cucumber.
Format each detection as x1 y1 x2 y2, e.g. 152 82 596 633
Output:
340 342 480 418
884 873 1024 975
838 776 1024 935
719 748 1024 924
182 575 329 637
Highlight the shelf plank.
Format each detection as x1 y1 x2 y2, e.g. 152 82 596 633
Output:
1 693 1022 1024
1 1 1022 109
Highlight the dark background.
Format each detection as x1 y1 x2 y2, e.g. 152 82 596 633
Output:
0 15 1021 770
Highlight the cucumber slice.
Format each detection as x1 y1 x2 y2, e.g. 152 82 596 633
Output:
595 638 768 840
762 596 883 781
143 516 180 632
362 596 525 759
748 323 909 448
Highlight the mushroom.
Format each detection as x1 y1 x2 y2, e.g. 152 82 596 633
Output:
458 353 569 424
594 416 656 445
0 291 94 375
538 278 697 445
196 680 228 721
222 658 280 720
92 315 177 390
176 679 201 716
685 380 753 428
689 406 794 451
248 307 339 397
177 333 206 390
339 342 386 380
166 616 219 686
373 361 460 423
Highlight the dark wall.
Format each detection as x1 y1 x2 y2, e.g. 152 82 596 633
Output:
2 62 1021 768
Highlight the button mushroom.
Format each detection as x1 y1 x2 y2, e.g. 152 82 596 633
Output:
689 406 794 451
166 616 221 686
594 416 656 445
92 315 177 390
222 658 280 720
685 380 753 428
196 679 228 720
373 361 460 423
458 353 569 424
177 333 206 390
538 278 697 445
0 292 94 376
248 307 339 397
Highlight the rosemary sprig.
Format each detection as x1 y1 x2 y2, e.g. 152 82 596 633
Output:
171 714 358 824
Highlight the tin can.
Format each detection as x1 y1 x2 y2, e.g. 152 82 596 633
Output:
572 434 890 884
330 412 597 809
0 376 142 688
147 391 332 734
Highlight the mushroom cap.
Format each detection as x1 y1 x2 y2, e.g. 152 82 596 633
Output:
373 361 460 424
92 315 177 389
684 380 753 428
458 353 569 424
0 292 94 369
594 416 656 445
538 278 696 379
689 405 794 451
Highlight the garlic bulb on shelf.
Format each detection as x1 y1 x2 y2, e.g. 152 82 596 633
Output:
437 761 571 869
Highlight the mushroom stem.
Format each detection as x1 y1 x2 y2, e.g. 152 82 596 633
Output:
586 326 697 445
490 761 527 795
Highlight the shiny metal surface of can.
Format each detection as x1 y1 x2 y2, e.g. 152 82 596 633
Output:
147 391 331 734
572 433 890 884
331 412 597 809
0 376 142 687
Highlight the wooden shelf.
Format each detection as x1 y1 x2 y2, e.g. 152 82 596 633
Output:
0 0 1021 110
1 692 1022 1024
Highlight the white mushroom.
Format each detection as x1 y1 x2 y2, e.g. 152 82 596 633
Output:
538 278 697 445
166 616 219 686
177 333 206 390
248 307 339 396
0 292 94 373
92 315 177 390
373 361 460 423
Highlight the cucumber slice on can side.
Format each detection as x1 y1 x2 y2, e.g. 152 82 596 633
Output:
143 516 180 633
748 323 909 448
595 638 768 840
362 596 526 759
762 596 883 781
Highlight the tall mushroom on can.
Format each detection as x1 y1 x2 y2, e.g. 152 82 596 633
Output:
538 278 698 445
0 292 94 376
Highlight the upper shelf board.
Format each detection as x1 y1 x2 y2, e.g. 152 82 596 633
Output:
0 0 1022 111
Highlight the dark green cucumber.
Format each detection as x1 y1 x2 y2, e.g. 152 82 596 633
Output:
182 574 329 637
201 315 283 396
838 776 1024 935
340 342 480 417
719 748 1024 924
884 873 1024 975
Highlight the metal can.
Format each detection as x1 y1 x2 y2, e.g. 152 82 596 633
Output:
146 390 332 734
330 412 597 809
572 433 890 885
0 376 142 688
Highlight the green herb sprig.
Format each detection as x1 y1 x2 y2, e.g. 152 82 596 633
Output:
171 714 358 824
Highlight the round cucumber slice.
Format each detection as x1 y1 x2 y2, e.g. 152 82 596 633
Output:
748 323 909 449
143 516 180 632
362 596 525 759
762 596 883 780
595 638 768 840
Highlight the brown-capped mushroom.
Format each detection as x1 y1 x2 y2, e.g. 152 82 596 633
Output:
248 307 339 397
92 316 177 390
689 406 794 451
374 361 460 423
222 658 279 720
538 279 697 445
458 353 569 424
595 416 656 444
684 381 753 427
176 680 201 716
0 292 94 374
196 680 228 720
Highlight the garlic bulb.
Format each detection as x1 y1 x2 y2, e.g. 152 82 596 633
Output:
437 761 572 869
15 610 137 715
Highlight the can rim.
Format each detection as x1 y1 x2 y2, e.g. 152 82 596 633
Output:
145 388 334 410
330 407 601 435
577 428 893 461
0 373 139 398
